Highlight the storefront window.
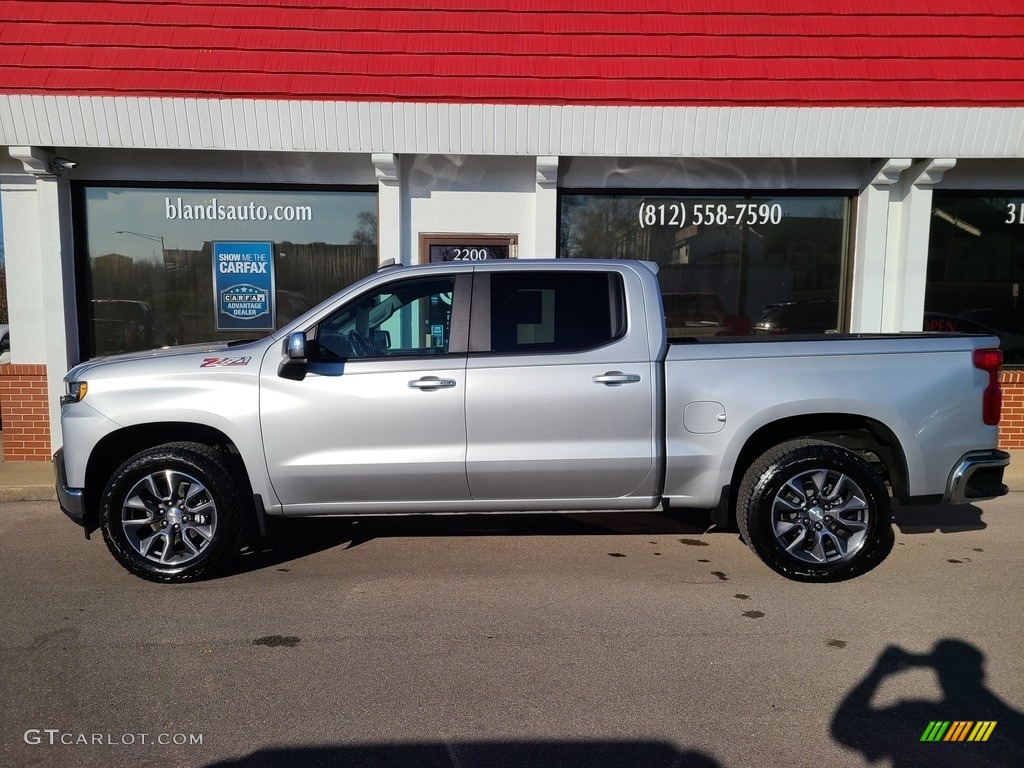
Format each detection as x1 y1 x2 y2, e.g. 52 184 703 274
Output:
78 185 377 358
559 193 850 337
926 193 1024 366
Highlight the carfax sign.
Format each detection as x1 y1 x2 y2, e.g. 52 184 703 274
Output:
212 241 275 331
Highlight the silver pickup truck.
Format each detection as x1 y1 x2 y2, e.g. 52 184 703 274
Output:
55 259 1009 583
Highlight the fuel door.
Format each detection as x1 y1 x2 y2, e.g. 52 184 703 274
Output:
684 401 727 434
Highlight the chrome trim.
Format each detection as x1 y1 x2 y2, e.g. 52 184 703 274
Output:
946 450 1010 504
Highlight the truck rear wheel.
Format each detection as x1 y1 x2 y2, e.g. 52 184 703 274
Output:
737 439 894 582
100 442 248 583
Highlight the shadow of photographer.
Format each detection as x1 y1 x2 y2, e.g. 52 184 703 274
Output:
831 639 1022 766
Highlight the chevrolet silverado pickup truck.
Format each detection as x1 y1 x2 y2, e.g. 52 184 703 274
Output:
55 259 1010 583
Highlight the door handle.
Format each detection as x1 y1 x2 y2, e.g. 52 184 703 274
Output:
593 372 642 386
408 377 457 390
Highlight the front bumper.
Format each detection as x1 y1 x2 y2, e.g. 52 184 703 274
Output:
53 448 94 537
946 449 1011 504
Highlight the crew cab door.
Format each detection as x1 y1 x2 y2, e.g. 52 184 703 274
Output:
260 273 472 511
465 268 659 503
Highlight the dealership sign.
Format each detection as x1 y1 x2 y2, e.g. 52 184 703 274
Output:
213 241 275 331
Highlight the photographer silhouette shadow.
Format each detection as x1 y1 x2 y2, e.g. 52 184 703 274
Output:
831 639 1022 767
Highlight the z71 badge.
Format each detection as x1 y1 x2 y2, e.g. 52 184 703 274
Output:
200 357 251 368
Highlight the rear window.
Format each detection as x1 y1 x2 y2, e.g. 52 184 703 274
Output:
489 272 624 353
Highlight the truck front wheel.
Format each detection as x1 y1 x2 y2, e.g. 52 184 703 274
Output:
737 439 894 582
100 442 248 583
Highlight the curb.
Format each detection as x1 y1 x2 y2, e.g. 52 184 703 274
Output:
0 486 57 502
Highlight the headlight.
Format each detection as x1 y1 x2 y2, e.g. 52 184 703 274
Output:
61 381 88 405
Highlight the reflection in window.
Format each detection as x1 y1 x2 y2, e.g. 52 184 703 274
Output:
559 194 850 337
78 186 378 358
927 194 1024 366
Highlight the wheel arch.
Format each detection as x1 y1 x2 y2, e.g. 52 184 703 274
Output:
724 413 908 522
83 423 246 525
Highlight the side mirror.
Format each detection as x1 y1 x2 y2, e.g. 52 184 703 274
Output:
279 332 308 381
287 331 306 361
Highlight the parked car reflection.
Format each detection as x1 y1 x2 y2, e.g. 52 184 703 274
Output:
662 292 751 338
753 299 839 335
0 323 9 364
92 299 170 354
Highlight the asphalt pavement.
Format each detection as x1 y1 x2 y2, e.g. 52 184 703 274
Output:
2 493 1022 768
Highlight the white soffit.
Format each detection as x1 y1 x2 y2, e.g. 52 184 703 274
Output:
1 96 1023 159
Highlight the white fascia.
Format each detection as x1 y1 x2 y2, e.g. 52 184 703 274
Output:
3 96 1024 158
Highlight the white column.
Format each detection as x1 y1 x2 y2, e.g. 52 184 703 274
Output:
371 153 404 264
887 159 956 331
849 159 910 333
534 156 559 258
5 146 79 450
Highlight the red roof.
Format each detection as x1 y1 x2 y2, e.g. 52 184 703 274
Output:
2 0 1023 106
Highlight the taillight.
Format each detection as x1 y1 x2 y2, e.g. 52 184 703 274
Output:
974 348 1003 426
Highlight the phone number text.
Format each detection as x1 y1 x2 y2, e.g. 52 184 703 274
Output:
638 202 784 229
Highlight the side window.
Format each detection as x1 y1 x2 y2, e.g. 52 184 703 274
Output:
315 277 456 359
489 272 624 354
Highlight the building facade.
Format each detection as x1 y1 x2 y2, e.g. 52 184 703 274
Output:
2 2 1024 459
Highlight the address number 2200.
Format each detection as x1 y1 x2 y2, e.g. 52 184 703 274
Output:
450 248 492 260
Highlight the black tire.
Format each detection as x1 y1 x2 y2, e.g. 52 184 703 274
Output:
100 442 249 583
736 439 894 582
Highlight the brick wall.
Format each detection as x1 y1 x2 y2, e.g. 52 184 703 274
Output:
0 364 52 462
1000 370 1024 450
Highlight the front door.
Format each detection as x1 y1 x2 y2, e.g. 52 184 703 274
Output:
261 274 471 511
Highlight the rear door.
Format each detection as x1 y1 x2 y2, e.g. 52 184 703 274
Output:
464 267 659 504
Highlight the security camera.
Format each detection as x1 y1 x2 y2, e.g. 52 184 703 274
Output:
48 157 77 175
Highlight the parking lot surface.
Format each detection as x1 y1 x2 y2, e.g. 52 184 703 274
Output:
1 496 1021 767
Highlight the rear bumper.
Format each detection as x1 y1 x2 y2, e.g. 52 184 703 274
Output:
945 449 1011 504
53 448 94 535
